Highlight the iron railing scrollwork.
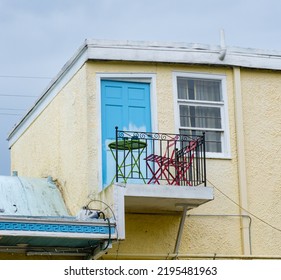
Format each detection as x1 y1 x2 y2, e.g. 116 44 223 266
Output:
111 126 206 186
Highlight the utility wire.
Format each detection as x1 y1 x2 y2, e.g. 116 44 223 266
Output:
207 178 281 233
0 108 25 111
0 75 52 80
0 113 22 116
0 94 37 98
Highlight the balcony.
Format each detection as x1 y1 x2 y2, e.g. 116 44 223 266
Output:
109 127 206 187
105 128 213 216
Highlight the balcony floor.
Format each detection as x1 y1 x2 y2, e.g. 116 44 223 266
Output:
118 183 214 214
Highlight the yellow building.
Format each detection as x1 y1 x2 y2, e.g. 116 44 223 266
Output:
6 39 281 259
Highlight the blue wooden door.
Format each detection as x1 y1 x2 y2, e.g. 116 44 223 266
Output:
101 80 151 187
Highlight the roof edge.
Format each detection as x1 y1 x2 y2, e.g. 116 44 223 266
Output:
85 39 281 70
7 39 281 147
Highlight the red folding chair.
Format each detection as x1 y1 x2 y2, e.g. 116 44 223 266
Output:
173 140 198 186
144 135 179 184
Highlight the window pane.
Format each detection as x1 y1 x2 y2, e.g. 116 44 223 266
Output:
179 105 190 127
205 131 222 153
177 78 188 99
194 80 221 101
177 77 222 102
180 129 222 153
180 105 221 129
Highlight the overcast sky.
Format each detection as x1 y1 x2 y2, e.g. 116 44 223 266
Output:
0 0 281 175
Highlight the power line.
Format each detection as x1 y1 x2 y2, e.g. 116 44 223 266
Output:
0 94 38 98
0 113 22 116
0 108 26 111
207 178 281 233
0 75 52 80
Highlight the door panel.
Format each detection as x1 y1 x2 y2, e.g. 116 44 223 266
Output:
101 80 151 187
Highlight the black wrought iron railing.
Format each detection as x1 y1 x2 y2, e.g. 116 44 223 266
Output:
108 127 206 186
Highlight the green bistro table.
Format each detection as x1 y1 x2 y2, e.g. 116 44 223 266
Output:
109 138 147 184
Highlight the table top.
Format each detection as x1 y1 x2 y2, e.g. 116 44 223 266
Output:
109 139 147 150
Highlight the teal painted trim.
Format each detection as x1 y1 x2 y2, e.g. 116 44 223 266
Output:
0 221 115 235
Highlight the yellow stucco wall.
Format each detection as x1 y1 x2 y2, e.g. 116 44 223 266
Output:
240 69 281 255
11 66 90 214
9 61 281 259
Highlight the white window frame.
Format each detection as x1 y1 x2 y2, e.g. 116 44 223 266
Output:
173 71 231 158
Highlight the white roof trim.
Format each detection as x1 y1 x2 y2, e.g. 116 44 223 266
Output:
85 39 281 70
7 39 281 147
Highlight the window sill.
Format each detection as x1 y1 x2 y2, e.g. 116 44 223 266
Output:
206 153 232 160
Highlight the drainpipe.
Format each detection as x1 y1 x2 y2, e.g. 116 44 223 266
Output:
187 214 252 254
173 212 252 257
173 205 188 255
233 67 251 255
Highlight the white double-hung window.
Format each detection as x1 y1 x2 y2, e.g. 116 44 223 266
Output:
174 72 230 157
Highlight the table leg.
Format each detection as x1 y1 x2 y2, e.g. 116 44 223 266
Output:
125 147 146 184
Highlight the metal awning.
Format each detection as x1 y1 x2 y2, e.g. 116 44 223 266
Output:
0 215 116 257
0 175 117 258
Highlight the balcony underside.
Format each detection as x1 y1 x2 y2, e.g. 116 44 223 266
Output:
117 183 214 214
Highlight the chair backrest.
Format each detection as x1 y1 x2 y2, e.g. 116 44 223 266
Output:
186 140 197 153
162 135 180 159
173 139 199 186
176 140 198 158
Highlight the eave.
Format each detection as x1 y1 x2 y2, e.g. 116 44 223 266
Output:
7 39 281 147
0 215 116 258
86 39 281 70
0 176 119 258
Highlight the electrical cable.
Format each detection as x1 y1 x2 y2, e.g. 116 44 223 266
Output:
0 94 37 98
0 108 25 111
0 113 22 116
207 178 281 233
0 75 52 79
103 218 111 251
85 199 117 253
86 199 117 221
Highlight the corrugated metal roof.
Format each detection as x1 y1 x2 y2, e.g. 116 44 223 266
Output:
0 175 69 216
0 176 117 258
